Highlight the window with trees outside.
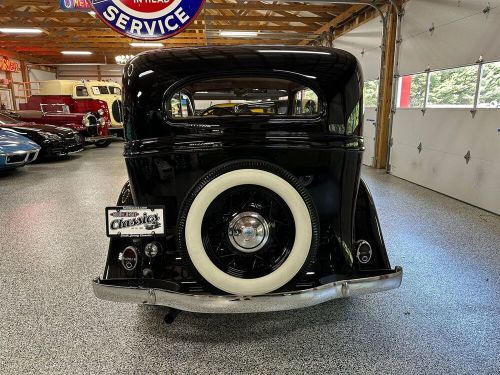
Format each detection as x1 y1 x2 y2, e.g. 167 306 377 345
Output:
427 65 477 108
395 61 500 109
478 61 500 108
363 80 378 108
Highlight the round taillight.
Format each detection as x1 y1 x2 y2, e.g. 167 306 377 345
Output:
121 246 138 271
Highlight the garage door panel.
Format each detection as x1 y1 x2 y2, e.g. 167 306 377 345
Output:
390 111 500 214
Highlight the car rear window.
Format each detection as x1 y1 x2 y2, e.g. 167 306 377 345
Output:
165 76 320 119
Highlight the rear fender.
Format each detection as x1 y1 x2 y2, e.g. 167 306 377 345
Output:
354 179 391 270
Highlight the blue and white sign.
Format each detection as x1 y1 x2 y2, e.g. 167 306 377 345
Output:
91 0 205 40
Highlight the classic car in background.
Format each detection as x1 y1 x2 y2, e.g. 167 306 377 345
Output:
0 128 40 170
19 80 123 136
7 104 112 148
93 46 402 318
199 101 289 116
0 112 83 158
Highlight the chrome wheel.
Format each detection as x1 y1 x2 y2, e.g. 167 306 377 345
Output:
228 211 270 253
201 185 296 279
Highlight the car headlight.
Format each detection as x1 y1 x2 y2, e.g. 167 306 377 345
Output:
39 131 63 141
99 117 106 126
82 113 98 127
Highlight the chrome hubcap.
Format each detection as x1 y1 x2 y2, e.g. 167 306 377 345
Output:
228 212 270 253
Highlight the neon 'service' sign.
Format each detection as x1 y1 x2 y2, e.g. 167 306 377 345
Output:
91 0 205 40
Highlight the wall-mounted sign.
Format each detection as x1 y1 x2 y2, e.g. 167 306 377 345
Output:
91 0 204 40
60 0 92 12
0 57 20 73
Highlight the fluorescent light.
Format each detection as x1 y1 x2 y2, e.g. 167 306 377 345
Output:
257 49 331 55
88 11 96 16
0 27 43 34
130 42 163 48
61 51 92 55
220 31 258 38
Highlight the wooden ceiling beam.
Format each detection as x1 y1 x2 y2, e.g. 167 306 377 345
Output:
0 11 331 23
0 48 49 64
4 37 301 49
298 4 366 45
0 22 317 32
1 0 344 13
204 3 343 13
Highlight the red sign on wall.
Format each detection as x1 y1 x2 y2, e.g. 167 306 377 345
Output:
0 57 20 72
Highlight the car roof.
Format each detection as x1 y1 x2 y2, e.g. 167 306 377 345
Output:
127 46 360 100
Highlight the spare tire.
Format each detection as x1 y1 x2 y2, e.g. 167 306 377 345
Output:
177 160 319 296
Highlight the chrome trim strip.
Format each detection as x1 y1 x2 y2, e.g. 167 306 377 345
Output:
93 267 402 313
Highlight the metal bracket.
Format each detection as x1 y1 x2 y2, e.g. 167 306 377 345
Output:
429 23 435 36
417 142 423 154
464 150 471 164
483 3 491 15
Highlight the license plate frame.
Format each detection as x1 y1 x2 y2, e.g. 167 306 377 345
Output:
105 206 165 238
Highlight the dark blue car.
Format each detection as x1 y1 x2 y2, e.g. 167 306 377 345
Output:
0 128 41 171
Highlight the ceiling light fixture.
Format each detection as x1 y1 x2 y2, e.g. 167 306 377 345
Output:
0 27 43 34
115 55 135 65
61 51 93 55
220 31 258 37
130 42 163 48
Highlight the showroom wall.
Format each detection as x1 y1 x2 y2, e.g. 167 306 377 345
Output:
1 58 56 109
57 64 123 83
29 68 56 82
336 0 500 214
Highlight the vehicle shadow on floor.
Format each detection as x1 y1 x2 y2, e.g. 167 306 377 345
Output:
134 298 365 342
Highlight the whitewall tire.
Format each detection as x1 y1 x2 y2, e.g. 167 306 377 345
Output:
178 160 319 296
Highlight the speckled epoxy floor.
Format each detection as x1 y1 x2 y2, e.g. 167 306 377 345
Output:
0 142 499 374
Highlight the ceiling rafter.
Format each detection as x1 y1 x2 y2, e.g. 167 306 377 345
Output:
0 1 385 64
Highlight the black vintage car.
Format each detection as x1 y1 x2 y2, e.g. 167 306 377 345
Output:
0 112 84 158
93 46 402 315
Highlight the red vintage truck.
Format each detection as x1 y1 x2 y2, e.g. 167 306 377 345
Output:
7 103 112 147
19 80 123 137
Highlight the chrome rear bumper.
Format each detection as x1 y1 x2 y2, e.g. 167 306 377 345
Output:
93 267 402 313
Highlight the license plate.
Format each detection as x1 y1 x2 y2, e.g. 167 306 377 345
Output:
105 206 165 238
